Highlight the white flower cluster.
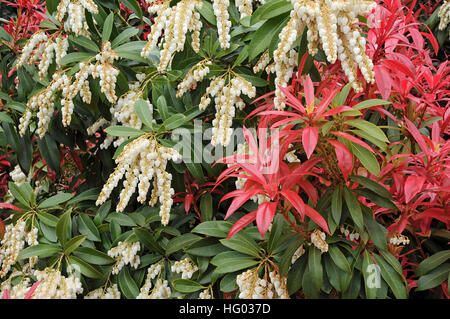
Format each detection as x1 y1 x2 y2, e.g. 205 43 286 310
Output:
105 74 154 149
199 288 212 299
0 276 33 299
273 0 376 108
171 258 198 279
96 135 181 225
107 241 141 275
141 0 203 72
340 225 360 241
57 0 98 36
137 263 172 299
236 269 289 299
389 234 410 246
311 228 328 253
439 0 450 37
16 32 48 68
32 268 83 299
236 0 265 18
213 0 231 49
253 50 271 73
10 165 29 186
291 244 305 264
200 75 256 146
177 60 212 98
84 284 121 299
0 220 27 278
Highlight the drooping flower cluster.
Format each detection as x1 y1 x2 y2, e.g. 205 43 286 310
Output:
171 258 198 279
291 244 305 264
19 41 119 137
9 165 29 186
273 0 376 109
32 268 83 299
389 234 410 246
141 0 203 72
310 228 328 253
137 263 171 299
96 134 181 225
236 268 289 299
253 50 271 73
94 73 154 149
213 0 232 49
84 284 121 299
57 0 98 36
439 0 450 37
199 75 256 146
340 225 360 241
177 60 212 98
107 241 141 275
0 220 26 278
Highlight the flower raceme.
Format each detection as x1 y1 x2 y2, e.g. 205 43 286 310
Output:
214 125 330 240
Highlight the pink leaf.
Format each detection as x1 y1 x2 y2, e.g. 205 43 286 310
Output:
255 201 278 239
328 140 353 181
24 281 41 299
374 64 392 100
0 203 23 213
404 175 426 203
227 211 257 240
304 205 331 235
302 126 318 159
281 189 306 218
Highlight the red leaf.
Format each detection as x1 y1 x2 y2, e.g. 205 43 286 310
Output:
227 210 257 240
374 64 392 100
404 175 426 203
225 188 261 220
304 205 330 235
281 189 306 218
302 126 318 159
2 289 10 299
330 131 376 153
0 203 23 213
328 140 352 181
0 219 5 241
255 201 278 239
184 194 193 214
24 281 41 299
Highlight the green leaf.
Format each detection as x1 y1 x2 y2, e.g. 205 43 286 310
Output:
37 135 61 174
45 0 58 14
346 119 389 143
362 250 378 299
352 143 380 176
331 186 342 225
362 207 388 251
279 236 304 277
197 0 216 25
192 221 232 238
343 187 363 231
416 263 450 291
60 52 95 65
156 96 170 121
111 27 140 48
0 112 14 124
38 211 59 227
39 193 74 209
220 273 238 292
73 247 115 265
166 233 201 256
118 267 140 298
134 99 154 128
213 255 259 274
105 126 143 137
308 246 323 296
69 35 99 52
353 99 391 111
415 250 450 277
134 228 164 255
8 182 30 207
78 214 101 241
56 209 72 246
328 245 351 273
220 233 261 258
69 255 104 279
63 234 87 255
121 0 143 19
353 188 398 210
172 279 204 293
200 193 213 222
163 113 188 131
350 175 392 200
186 238 228 257
18 244 62 259
102 12 114 42
248 14 288 60
237 73 268 87
373 254 407 299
